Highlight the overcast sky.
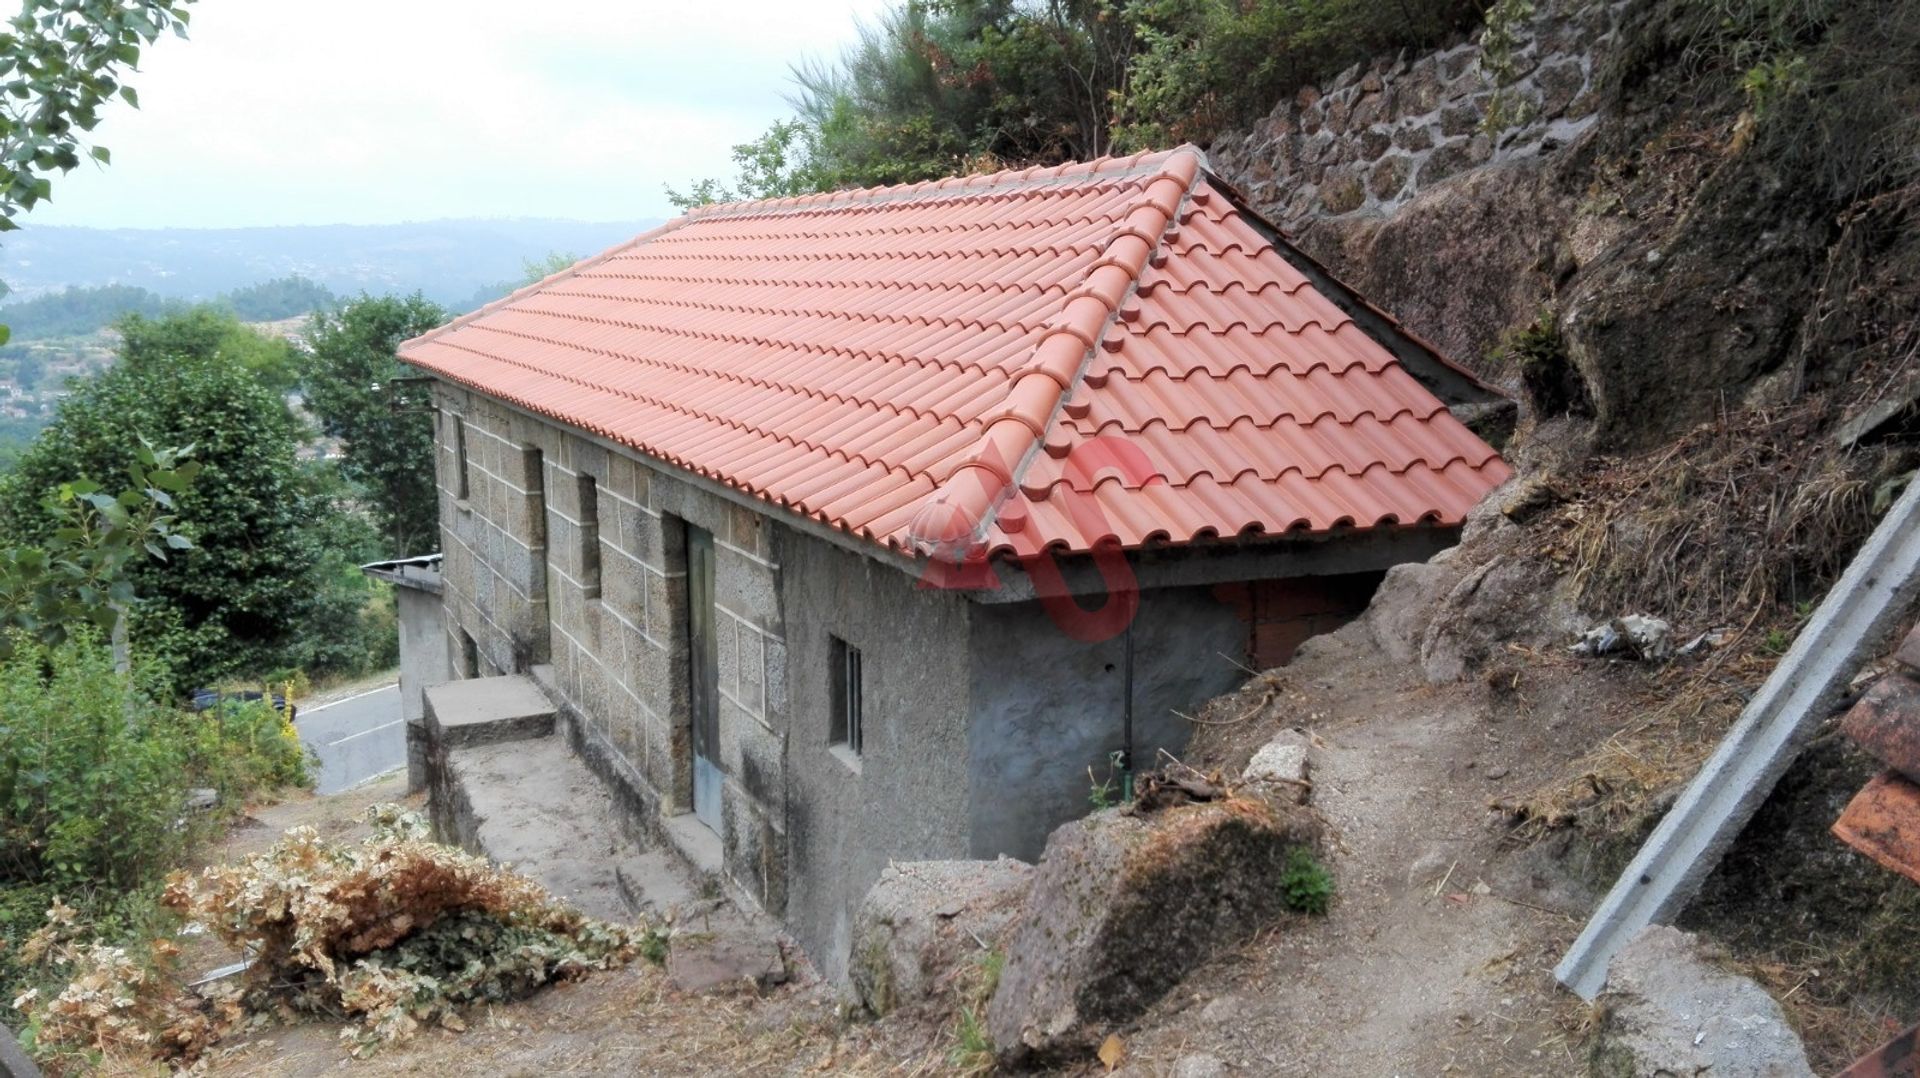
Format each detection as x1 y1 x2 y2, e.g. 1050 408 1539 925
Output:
21 0 889 229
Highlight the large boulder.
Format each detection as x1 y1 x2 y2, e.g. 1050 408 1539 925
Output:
1590 925 1813 1078
1293 157 1574 372
849 857 1033 1018
986 797 1322 1063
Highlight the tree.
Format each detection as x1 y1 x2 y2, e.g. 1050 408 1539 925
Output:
0 441 197 659
117 306 301 393
0 0 196 231
669 0 1484 204
520 251 579 285
0 313 324 686
222 275 338 321
300 293 448 556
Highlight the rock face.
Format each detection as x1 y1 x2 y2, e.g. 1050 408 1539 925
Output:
1361 503 1587 683
848 857 1033 1017
1590 925 1814 1078
986 798 1322 1063
1206 0 1883 451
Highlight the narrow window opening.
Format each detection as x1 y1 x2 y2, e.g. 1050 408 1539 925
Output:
830 636 863 756
459 629 479 679
577 473 601 598
452 416 471 501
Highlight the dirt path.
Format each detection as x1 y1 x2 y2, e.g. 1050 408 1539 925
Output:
1117 630 1597 1077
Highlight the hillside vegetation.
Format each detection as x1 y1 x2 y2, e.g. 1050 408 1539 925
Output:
671 0 1488 205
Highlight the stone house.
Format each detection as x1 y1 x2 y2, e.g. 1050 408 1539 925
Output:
398 146 1511 978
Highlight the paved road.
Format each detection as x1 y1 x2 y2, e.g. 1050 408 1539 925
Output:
296 683 405 795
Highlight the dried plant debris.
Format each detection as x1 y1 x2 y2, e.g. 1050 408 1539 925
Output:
11 900 241 1066
17 806 643 1067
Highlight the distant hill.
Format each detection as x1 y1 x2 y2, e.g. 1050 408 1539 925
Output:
0 218 660 308
0 276 344 341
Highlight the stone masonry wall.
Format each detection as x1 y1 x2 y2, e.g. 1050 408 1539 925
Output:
1210 0 1624 231
433 384 792 916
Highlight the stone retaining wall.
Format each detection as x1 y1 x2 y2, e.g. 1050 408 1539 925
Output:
1210 0 1624 230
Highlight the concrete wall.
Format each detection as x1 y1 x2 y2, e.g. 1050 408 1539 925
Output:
432 384 792 917
396 584 452 789
774 523 974 982
965 586 1247 862
432 384 1309 982
434 393 551 679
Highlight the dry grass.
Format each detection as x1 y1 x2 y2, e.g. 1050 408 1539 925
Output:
1500 365 1908 850
1496 640 1780 849
1540 401 1882 629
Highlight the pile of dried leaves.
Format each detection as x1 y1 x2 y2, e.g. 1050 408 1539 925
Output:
17 805 643 1066
11 899 237 1066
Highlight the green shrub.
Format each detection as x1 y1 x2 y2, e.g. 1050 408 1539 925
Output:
0 635 189 891
1280 847 1335 915
0 633 311 893
1497 313 1591 419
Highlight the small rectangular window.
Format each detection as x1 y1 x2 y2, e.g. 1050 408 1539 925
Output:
577 473 601 598
452 416 471 501
458 629 479 679
830 636 863 755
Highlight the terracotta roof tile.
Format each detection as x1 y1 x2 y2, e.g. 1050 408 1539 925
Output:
1834 770 1920 887
1839 671 1920 784
400 146 1510 560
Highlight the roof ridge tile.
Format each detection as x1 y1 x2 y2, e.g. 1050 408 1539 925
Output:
904 148 1205 561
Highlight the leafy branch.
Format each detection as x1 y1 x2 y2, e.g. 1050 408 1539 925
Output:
0 440 200 655
0 0 195 232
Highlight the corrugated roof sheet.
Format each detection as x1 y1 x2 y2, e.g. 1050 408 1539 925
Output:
400 146 1510 561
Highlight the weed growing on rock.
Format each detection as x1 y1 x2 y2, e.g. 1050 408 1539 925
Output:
944 947 1004 1074
1279 848 1335 915
638 925 671 966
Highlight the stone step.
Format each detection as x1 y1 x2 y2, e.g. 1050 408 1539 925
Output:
426 670 796 992
437 731 701 924
424 675 556 749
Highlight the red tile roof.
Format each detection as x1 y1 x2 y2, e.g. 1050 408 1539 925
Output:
400 147 1511 561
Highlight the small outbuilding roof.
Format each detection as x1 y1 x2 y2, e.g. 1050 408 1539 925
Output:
399 146 1510 561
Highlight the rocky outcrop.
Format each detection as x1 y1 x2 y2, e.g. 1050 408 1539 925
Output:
1209 2 1628 377
986 797 1322 1063
1361 500 1588 683
848 857 1033 1018
1590 925 1813 1077
1207 0 1871 450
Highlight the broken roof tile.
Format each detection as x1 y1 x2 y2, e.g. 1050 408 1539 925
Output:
1833 770 1920 887
1839 671 1920 784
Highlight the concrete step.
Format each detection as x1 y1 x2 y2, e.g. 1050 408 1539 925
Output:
426 670 796 989
439 733 702 924
424 675 556 749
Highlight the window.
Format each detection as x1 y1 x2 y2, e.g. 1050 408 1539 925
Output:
830 636 863 755
452 416 471 501
576 472 601 598
458 629 479 679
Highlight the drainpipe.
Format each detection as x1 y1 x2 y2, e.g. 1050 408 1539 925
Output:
1121 621 1135 803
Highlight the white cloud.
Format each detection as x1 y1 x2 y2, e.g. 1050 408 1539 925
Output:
19 0 888 228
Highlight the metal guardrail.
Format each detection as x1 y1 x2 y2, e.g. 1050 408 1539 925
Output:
1556 476 1920 1000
